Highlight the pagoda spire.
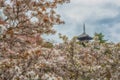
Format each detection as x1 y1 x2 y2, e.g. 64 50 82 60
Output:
83 23 86 34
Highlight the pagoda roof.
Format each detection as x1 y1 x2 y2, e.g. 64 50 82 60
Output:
77 24 93 41
78 33 93 41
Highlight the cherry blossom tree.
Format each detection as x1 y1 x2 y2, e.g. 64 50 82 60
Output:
0 0 70 54
0 0 119 80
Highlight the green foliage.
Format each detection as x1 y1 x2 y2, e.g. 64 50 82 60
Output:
94 32 107 43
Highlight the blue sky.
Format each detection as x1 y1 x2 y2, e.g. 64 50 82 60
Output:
43 0 120 43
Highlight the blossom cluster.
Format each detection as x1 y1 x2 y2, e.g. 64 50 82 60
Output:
0 38 120 80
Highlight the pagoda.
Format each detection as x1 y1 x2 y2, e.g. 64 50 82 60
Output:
77 24 93 41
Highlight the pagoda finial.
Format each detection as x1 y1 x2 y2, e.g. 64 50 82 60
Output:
83 23 86 34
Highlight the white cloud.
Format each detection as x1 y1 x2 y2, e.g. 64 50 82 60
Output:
107 23 120 42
